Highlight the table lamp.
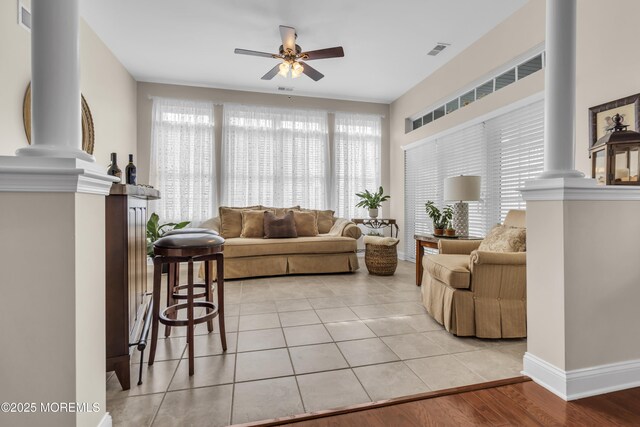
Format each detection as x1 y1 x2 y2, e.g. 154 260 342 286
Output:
443 175 481 236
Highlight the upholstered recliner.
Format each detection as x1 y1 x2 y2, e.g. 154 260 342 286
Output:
421 210 526 338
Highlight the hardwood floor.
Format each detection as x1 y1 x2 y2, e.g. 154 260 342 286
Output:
236 378 640 426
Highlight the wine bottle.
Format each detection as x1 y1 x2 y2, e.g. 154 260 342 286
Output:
125 154 137 185
107 152 122 179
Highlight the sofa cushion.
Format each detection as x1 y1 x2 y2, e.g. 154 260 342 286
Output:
293 211 319 236
241 210 266 238
263 205 301 217
222 236 357 258
264 211 297 238
219 205 261 238
316 210 335 234
423 254 471 289
478 224 526 253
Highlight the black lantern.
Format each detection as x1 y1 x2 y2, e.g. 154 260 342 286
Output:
590 113 640 185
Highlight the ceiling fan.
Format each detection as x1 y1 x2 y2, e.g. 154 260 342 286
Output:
234 25 344 81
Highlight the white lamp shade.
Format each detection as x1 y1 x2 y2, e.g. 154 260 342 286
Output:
444 175 481 201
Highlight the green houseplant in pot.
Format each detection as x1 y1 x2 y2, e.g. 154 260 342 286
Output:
355 186 390 218
425 201 453 236
146 212 190 258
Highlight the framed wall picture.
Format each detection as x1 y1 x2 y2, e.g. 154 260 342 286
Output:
589 93 640 148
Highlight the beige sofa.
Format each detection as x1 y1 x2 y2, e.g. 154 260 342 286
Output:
421 210 527 338
200 209 361 279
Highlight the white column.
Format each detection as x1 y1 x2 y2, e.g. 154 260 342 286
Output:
539 0 583 179
15 0 93 162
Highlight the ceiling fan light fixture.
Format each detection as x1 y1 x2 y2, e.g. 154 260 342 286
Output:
291 61 304 78
278 62 290 77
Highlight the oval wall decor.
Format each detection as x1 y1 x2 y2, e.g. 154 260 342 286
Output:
22 83 95 155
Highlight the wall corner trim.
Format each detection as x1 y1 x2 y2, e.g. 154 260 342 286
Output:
520 177 640 201
523 352 640 401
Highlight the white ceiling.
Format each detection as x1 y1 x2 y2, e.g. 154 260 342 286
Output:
81 0 527 104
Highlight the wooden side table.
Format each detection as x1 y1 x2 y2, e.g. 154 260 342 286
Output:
414 234 483 286
351 218 399 238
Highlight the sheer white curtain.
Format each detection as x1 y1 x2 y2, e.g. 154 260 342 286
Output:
149 97 215 224
333 112 382 219
221 104 329 209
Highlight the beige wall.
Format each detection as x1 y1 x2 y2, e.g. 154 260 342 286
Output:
389 0 546 238
0 0 137 169
0 193 107 427
136 82 390 215
389 0 640 240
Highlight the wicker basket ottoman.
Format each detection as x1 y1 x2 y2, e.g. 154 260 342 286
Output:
364 236 399 276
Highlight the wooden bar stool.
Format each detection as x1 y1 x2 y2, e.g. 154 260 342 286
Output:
148 233 226 376
162 228 219 337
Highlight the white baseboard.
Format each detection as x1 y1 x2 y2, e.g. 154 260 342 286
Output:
397 251 406 261
98 412 112 427
523 352 640 401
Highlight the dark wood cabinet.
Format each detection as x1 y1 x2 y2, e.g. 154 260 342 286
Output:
106 184 160 390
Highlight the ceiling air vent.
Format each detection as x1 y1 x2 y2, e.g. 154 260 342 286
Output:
18 1 31 32
427 42 450 56
277 86 294 92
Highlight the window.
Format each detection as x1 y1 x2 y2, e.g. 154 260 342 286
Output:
404 100 544 261
495 68 516 90
333 113 382 219
221 104 329 209
518 54 543 79
149 97 215 224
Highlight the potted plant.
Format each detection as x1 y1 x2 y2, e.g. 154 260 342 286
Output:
425 201 452 236
355 186 390 218
146 212 190 258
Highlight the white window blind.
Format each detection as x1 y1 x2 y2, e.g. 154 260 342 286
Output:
149 97 215 224
221 104 330 209
333 113 382 219
404 100 544 261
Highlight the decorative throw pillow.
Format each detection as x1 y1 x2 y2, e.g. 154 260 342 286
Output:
219 205 261 238
240 210 266 238
293 211 319 237
263 206 301 217
316 210 335 234
264 211 297 238
478 225 526 252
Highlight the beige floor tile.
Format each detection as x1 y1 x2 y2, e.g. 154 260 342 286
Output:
237 328 286 352
276 298 313 312
107 360 179 399
168 354 235 390
192 332 237 357
308 296 347 309
297 369 371 412
324 320 376 341
240 301 277 315
153 384 232 427
142 337 186 363
235 348 294 382
341 294 377 306
363 317 418 336
403 314 443 332
238 313 281 331
300 286 336 298
423 330 487 354
381 333 448 360
279 310 321 327
371 290 421 304
223 303 240 316
405 354 485 390
354 362 430 401
271 288 307 300
453 348 524 381
232 377 304 424
382 302 427 316
283 324 333 347
337 338 399 366
350 304 391 320
316 307 359 323
289 343 349 374
108 393 163 427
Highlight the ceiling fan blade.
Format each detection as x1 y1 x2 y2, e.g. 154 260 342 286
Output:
299 61 324 81
261 64 281 80
279 25 296 53
235 48 277 59
300 46 345 61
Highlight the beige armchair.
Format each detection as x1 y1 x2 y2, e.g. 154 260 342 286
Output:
421 210 526 338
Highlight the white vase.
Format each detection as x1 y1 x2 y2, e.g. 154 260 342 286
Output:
368 208 379 218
